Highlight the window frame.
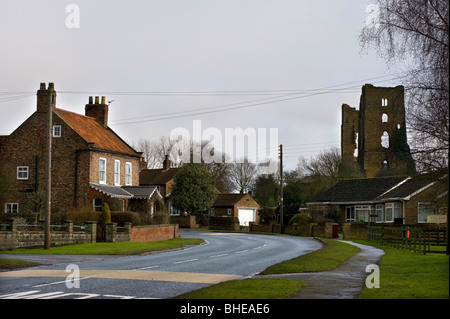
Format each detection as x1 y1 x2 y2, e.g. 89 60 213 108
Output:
99 158 107 184
93 198 103 212
346 206 355 222
125 162 132 186
385 203 394 222
418 202 435 223
114 159 121 186
5 203 19 214
17 166 29 180
52 125 62 137
375 204 384 223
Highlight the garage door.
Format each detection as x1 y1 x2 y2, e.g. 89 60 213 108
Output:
238 208 255 226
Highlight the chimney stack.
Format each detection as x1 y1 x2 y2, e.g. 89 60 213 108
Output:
85 95 109 127
163 155 171 170
37 82 56 113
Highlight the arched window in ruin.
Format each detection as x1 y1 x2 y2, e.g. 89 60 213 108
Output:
381 131 390 149
382 113 388 123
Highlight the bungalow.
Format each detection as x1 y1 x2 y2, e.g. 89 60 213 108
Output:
307 173 448 225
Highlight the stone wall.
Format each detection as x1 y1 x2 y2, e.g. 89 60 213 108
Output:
0 220 97 250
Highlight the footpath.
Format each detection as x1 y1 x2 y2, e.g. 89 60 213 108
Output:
259 240 385 299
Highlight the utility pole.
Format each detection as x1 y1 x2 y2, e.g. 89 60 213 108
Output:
279 144 283 233
44 88 53 250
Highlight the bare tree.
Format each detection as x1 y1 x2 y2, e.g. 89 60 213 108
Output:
230 158 258 193
360 0 449 172
298 148 341 179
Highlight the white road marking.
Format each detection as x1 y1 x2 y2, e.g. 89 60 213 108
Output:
32 277 91 288
208 253 229 258
173 258 199 264
136 266 159 270
234 250 249 254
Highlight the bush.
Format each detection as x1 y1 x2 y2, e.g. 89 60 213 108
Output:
100 203 111 225
52 206 100 225
288 213 312 225
258 207 276 225
111 211 142 226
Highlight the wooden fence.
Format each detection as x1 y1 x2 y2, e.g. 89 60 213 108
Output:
367 226 447 254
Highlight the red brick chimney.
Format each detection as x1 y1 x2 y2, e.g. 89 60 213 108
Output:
37 82 56 113
163 155 171 170
85 96 109 127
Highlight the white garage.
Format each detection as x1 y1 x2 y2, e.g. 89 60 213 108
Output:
238 208 256 226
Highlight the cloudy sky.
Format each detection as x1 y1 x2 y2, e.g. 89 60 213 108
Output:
0 0 404 170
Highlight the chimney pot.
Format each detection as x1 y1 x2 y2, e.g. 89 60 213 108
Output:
101 96 106 104
89 96 93 104
95 96 99 104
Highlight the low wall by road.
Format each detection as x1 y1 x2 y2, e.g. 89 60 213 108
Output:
0 220 97 251
131 224 179 242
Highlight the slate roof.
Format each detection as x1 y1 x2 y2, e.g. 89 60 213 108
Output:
90 183 161 199
121 186 162 199
308 176 407 204
376 174 438 201
55 108 141 157
139 168 180 185
90 183 134 198
308 173 444 205
213 193 259 207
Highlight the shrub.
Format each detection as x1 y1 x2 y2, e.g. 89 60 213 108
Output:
52 206 100 225
111 211 141 226
288 213 312 225
100 203 111 225
258 207 276 225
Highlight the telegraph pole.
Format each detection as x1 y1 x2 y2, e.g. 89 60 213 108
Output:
44 88 53 250
279 144 283 233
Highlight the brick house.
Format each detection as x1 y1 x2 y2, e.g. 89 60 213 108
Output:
210 193 260 226
140 156 260 225
0 82 159 218
139 155 180 215
307 173 448 225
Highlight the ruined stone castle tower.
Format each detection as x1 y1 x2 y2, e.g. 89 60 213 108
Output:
341 84 415 178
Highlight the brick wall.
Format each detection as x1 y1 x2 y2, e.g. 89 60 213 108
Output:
130 224 179 242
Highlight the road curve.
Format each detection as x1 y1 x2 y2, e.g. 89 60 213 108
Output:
0 230 323 299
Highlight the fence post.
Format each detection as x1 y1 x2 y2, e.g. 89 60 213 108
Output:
85 221 97 243
64 220 73 245
105 222 117 242
124 222 132 241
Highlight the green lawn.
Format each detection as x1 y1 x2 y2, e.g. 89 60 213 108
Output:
174 278 305 299
0 238 204 256
0 258 39 270
175 239 359 299
356 240 449 299
260 239 360 274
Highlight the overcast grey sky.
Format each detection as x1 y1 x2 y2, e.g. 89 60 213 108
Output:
0 0 403 170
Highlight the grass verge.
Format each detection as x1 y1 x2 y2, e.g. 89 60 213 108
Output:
175 239 360 299
0 258 39 270
260 239 360 275
355 240 449 299
0 238 205 256
174 278 305 299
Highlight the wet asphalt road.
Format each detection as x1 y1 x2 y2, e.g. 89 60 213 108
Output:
0 230 323 299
